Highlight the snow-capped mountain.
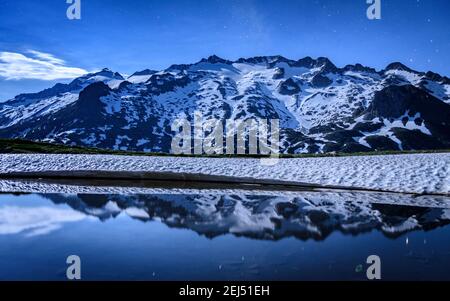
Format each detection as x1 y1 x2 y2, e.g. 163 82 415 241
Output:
1 55 449 154
44 193 450 241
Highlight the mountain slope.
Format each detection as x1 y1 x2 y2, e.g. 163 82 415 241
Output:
0 56 449 154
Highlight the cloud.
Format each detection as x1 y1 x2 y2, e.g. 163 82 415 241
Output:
0 50 88 80
27 50 66 65
0 205 86 237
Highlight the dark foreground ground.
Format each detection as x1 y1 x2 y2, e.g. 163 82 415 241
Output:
0 138 448 158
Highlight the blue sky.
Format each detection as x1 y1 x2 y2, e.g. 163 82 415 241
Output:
0 0 449 101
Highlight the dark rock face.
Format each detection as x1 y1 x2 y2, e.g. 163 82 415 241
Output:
201 55 233 65
131 69 157 76
316 57 338 73
364 85 450 149
425 71 445 82
339 142 371 153
384 62 414 73
324 129 362 144
352 122 384 133
343 64 377 73
237 55 289 66
365 135 400 151
311 74 332 88
77 81 111 114
294 56 315 68
367 85 450 123
272 67 285 80
391 128 445 150
145 73 191 95
278 78 301 95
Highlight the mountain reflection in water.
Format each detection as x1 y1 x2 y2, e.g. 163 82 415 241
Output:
30 192 450 241
1 191 450 281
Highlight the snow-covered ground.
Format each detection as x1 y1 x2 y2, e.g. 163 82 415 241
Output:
0 179 449 209
0 153 448 194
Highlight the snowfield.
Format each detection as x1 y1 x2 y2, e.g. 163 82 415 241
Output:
0 153 448 194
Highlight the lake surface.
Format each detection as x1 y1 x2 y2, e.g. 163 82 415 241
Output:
0 191 449 281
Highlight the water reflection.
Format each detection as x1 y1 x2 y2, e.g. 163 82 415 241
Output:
9 192 448 241
1 191 450 280
0 204 86 237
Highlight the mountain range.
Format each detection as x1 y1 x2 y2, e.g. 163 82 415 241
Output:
1 55 449 154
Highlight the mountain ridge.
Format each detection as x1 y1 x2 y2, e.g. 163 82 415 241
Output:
0 55 449 154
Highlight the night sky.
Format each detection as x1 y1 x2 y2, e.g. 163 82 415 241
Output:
0 0 449 100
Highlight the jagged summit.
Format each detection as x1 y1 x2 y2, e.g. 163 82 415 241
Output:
235 55 290 65
200 55 232 64
89 68 124 79
343 63 377 73
384 62 415 73
130 69 157 77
